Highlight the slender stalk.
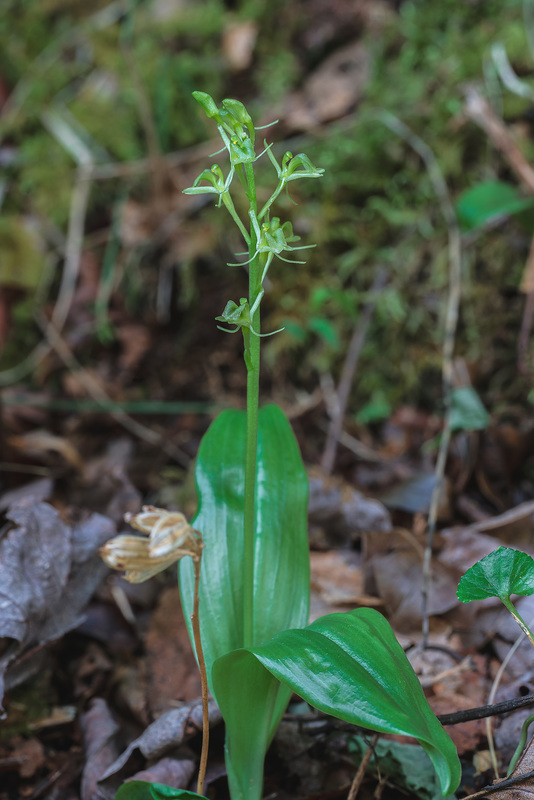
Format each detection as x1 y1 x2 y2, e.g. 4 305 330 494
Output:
191 551 209 796
501 596 534 647
242 162 260 648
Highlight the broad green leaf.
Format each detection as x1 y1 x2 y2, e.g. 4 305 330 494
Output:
179 404 309 684
457 546 534 602
114 782 207 800
450 386 489 432
213 608 461 799
456 180 534 232
179 404 309 800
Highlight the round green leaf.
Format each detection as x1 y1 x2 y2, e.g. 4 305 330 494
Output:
457 546 534 603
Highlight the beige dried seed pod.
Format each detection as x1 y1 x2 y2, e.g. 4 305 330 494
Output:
100 507 202 583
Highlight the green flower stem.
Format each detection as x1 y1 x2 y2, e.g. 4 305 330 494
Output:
242 162 260 648
501 596 534 647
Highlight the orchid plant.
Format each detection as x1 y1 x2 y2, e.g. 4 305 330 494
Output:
101 92 460 800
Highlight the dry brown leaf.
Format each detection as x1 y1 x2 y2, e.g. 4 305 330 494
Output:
10 737 45 779
482 736 534 799
80 698 120 800
97 699 222 799
0 499 115 710
432 689 487 756
309 550 381 621
221 20 258 71
131 756 196 790
370 546 460 631
308 469 391 549
7 429 84 472
283 41 369 130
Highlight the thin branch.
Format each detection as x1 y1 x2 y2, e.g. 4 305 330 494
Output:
52 164 94 331
438 692 534 726
376 111 462 648
321 268 388 475
464 86 534 194
461 768 534 800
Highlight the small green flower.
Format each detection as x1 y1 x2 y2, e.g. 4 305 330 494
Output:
183 164 234 207
258 149 325 218
269 149 325 183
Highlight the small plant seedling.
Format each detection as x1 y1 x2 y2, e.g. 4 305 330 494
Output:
458 546 534 775
457 545 534 646
102 92 461 800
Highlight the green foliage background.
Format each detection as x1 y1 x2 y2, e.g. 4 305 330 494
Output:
1 0 533 415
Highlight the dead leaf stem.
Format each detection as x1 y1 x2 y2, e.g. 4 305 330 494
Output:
347 733 378 800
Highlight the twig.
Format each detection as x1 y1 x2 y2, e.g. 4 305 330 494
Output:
438 692 534 726
52 164 94 331
0 164 92 388
347 733 378 800
464 86 534 194
485 624 530 778
36 314 190 466
285 692 534 731
321 269 388 475
191 547 209 797
376 111 462 648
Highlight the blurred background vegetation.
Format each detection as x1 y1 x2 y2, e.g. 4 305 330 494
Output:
1 0 534 433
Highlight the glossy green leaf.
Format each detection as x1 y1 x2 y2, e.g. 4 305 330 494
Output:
457 546 534 602
179 403 310 685
114 782 207 800
456 180 534 232
179 404 309 800
213 608 461 798
450 386 489 432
